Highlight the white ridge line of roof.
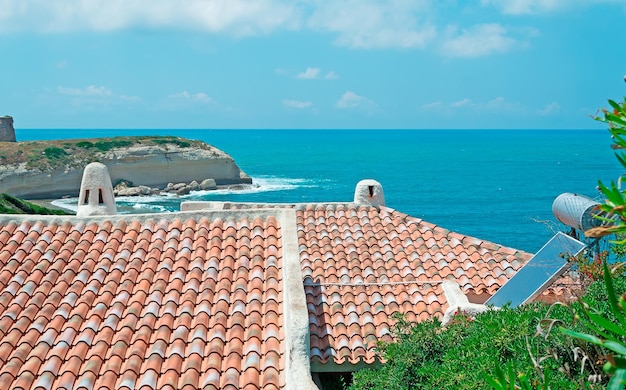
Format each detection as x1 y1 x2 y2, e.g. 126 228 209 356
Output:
302 280 445 287
278 208 319 390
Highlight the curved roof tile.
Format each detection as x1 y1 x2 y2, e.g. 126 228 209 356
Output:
0 215 285 390
296 204 531 368
0 198 553 383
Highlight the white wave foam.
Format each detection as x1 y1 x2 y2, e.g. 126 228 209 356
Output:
116 193 178 203
51 198 79 212
50 176 321 214
130 203 169 212
184 176 321 197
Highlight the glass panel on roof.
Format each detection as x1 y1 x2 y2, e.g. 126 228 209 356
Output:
485 232 585 308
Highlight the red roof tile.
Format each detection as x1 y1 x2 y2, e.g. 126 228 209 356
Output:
0 215 286 390
296 204 531 368
0 199 538 383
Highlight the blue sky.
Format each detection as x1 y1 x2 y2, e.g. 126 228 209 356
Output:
0 0 624 129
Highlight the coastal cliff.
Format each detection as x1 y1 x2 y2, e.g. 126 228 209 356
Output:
0 136 251 199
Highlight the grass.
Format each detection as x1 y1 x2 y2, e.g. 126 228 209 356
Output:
0 193 71 215
0 135 212 171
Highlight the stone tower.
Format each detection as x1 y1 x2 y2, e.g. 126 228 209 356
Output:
0 116 16 142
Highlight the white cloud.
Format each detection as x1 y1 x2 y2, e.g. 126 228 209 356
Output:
480 0 624 15
422 96 523 112
58 85 113 97
283 99 312 109
308 0 436 49
0 0 301 35
0 0 438 48
120 95 142 102
295 67 339 80
481 0 563 15
421 101 443 110
169 90 213 104
297 67 321 79
0 0 619 58
0 1 438 49
442 24 516 58
336 91 375 109
538 101 560 115
484 96 514 110
451 98 472 108
193 92 212 104
54 85 142 108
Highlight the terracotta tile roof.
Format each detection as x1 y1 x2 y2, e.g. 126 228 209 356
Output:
0 216 286 390
0 199 537 385
537 271 585 304
296 204 531 368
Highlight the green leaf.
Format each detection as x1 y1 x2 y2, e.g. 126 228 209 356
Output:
606 114 626 127
609 99 623 112
603 260 626 328
604 340 626 356
507 363 516 390
603 182 624 203
609 355 626 370
613 133 626 144
587 311 626 338
560 327 604 345
617 153 626 170
612 128 626 137
607 368 626 390
563 325 626 356
576 313 620 342
485 374 505 390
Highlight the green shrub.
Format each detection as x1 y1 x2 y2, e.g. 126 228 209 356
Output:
76 141 95 148
0 193 71 215
350 273 626 390
560 264 626 389
348 297 613 390
44 146 67 160
583 269 626 319
94 139 133 151
151 138 192 148
1 135 202 170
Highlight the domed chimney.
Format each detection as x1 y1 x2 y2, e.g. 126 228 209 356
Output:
354 179 385 208
77 162 117 216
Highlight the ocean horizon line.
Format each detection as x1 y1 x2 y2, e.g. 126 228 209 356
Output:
16 127 606 131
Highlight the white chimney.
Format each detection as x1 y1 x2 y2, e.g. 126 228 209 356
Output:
77 162 117 216
354 179 385 208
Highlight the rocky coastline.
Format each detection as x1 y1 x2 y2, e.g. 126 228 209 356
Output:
113 178 244 197
0 136 252 199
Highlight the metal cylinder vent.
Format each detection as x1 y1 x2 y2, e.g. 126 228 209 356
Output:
552 192 603 232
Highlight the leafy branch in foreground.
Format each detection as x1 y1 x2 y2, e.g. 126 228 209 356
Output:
559 260 626 390
488 96 626 390
552 97 626 388
586 97 626 240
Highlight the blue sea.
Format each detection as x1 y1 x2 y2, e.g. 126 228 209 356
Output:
17 129 624 253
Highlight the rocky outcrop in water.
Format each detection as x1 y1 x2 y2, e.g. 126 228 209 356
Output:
113 178 222 197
